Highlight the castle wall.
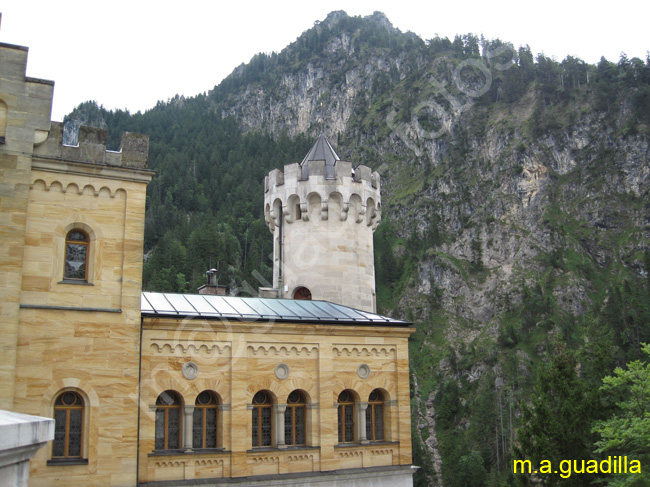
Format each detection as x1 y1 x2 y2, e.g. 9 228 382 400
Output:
15 150 152 486
0 42 54 410
137 316 413 484
0 40 154 485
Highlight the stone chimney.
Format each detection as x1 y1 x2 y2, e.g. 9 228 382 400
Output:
197 268 227 296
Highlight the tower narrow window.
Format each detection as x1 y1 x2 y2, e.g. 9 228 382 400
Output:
285 390 306 446
193 391 218 449
0 99 7 143
252 391 273 447
337 390 355 443
52 391 84 459
366 389 385 441
64 230 89 280
155 391 182 450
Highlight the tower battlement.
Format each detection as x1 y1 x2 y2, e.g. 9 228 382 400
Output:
264 160 381 230
263 135 381 312
33 122 149 169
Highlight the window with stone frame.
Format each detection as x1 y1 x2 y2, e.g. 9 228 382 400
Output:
193 391 218 449
252 391 273 447
155 391 182 451
64 230 89 280
52 391 84 459
284 390 306 446
337 390 355 443
366 389 385 441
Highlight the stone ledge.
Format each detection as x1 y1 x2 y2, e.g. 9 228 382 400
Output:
46 458 89 466
148 449 230 457
137 464 417 486
0 410 54 453
31 156 155 183
20 304 122 313
0 410 54 487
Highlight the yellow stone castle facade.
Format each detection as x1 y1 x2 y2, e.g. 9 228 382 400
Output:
0 39 416 486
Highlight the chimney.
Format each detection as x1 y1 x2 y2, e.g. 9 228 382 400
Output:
197 268 227 296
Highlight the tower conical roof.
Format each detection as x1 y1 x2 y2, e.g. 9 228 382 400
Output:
300 134 340 166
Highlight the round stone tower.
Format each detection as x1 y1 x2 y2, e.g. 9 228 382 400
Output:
264 135 381 312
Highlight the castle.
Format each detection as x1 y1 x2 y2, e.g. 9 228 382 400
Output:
0 38 416 486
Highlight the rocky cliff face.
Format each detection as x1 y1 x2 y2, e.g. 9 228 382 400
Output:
216 11 649 315
220 14 409 139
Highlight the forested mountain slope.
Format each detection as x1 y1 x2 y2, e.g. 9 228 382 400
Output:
65 11 650 486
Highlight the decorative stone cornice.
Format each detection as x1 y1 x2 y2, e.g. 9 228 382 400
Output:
31 158 154 184
149 341 231 356
247 343 318 357
332 345 396 357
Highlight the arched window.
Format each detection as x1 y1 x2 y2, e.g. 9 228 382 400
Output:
64 230 89 280
337 390 355 443
293 287 312 300
366 389 385 441
52 391 84 459
155 391 182 451
193 391 218 449
285 390 306 446
252 391 273 447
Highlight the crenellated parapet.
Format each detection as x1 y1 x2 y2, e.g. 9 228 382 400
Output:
264 159 381 232
33 122 149 169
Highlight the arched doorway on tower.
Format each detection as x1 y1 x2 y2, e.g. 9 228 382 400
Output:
293 287 312 300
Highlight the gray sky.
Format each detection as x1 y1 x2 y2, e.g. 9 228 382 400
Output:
2 0 648 121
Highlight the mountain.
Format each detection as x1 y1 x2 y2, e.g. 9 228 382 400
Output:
64 11 650 486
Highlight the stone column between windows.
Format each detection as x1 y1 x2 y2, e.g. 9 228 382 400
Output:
358 402 369 444
387 399 397 442
183 405 194 451
275 404 287 449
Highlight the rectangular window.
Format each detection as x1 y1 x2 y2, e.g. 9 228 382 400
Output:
261 407 272 446
193 407 217 448
338 404 354 443
252 408 259 447
155 409 166 450
167 408 180 449
52 409 67 457
294 406 306 445
205 408 217 448
67 409 82 456
366 403 384 441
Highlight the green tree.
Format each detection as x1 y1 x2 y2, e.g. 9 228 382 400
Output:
514 343 599 486
592 343 650 487
458 450 488 486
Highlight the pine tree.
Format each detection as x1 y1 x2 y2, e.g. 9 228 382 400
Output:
514 343 599 486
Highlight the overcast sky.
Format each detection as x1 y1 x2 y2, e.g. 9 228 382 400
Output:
2 0 648 121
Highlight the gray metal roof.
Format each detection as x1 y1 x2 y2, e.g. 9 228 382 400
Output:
300 134 340 167
141 292 410 326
